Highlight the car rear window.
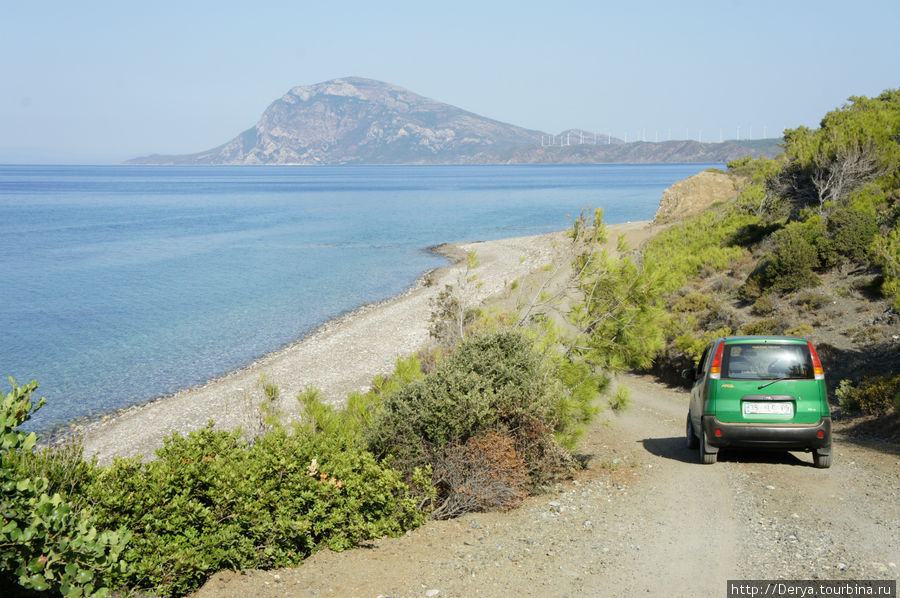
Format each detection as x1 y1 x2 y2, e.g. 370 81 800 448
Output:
722 343 813 380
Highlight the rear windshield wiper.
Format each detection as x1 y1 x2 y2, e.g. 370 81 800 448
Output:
757 377 793 390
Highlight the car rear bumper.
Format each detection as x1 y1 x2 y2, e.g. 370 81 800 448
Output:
703 416 831 451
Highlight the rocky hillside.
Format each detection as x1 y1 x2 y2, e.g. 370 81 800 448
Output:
653 169 738 223
127 77 781 165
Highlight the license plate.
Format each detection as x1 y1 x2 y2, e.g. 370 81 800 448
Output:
743 402 793 416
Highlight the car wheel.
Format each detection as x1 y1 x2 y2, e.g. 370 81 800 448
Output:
685 413 698 449
699 424 717 465
813 448 832 469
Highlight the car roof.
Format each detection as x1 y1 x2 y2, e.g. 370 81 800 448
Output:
720 336 809 345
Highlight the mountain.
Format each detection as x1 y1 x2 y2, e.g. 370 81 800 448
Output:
129 78 543 165
127 78 781 165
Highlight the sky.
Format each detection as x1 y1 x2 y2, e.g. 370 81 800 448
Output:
1 0 898 163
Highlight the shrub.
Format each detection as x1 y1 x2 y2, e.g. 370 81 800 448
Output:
728 222 783 247
737 274 766 303
835 379 860 412
672 293 711 313
850 326 881 345
773 91 900 213
1 379 130 597
763 225 821 293
430 432 527 520
740 318 784 336
855 375 900 415
6 437 96 512
819 205 878 266
785 324 814 337
751 295 777 315
795 290 831 312
365 329 580 491
86 426 427 596
834 375 900 415
642 209 758 296
429 284 478 346
607 386 631 412
872 221 900 310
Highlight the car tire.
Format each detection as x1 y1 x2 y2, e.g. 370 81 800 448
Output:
813 448 832 469
685 413 698 449
700 425 717 465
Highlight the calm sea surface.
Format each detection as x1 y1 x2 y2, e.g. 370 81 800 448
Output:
1 164 718 431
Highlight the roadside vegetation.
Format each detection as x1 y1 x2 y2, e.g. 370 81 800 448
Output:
3 89 898 597
648 90 899 415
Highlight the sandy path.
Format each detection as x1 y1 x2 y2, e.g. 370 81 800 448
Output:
78 221 655 463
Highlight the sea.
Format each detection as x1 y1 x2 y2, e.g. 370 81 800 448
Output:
1 163 719 432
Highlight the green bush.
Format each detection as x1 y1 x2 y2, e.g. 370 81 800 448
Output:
1 379 130 597
737 274 766 303
855 375 900 415
873 221 900 310
785 324 814 337
6 437 96 512
643 209 758 296
740 318 784 336
833 375 899 415
774 91 900 212
817 205 879 267
835 379 860 412
672 293 711 313
607 385 631 412
365 329 581 487
86 425 427 596
728 155 785 217
751 295 777 315
763 225 821 293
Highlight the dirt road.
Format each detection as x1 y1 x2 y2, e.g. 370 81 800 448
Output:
194 374 899 598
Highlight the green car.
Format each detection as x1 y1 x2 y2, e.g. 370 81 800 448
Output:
686 336 832 468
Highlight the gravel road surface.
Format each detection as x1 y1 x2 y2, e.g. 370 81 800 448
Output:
194 374 899 597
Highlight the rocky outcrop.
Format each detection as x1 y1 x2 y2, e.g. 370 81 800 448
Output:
653 170 738 223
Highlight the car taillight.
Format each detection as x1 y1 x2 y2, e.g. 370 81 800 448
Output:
808 341 825 380
710 341 724 379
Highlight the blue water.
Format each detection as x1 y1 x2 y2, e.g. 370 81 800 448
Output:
1 164 718 432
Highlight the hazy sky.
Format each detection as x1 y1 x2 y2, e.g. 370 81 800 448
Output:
2 0 898 163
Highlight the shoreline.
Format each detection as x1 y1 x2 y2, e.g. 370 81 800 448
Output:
65 244 463 462
46 246 455 444
72 221 656 463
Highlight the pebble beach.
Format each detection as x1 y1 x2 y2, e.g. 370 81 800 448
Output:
77 221 657 463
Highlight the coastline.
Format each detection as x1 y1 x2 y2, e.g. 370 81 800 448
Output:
76 221 657 463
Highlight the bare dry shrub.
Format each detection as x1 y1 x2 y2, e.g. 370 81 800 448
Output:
431 432 527 520
415 345 446 375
